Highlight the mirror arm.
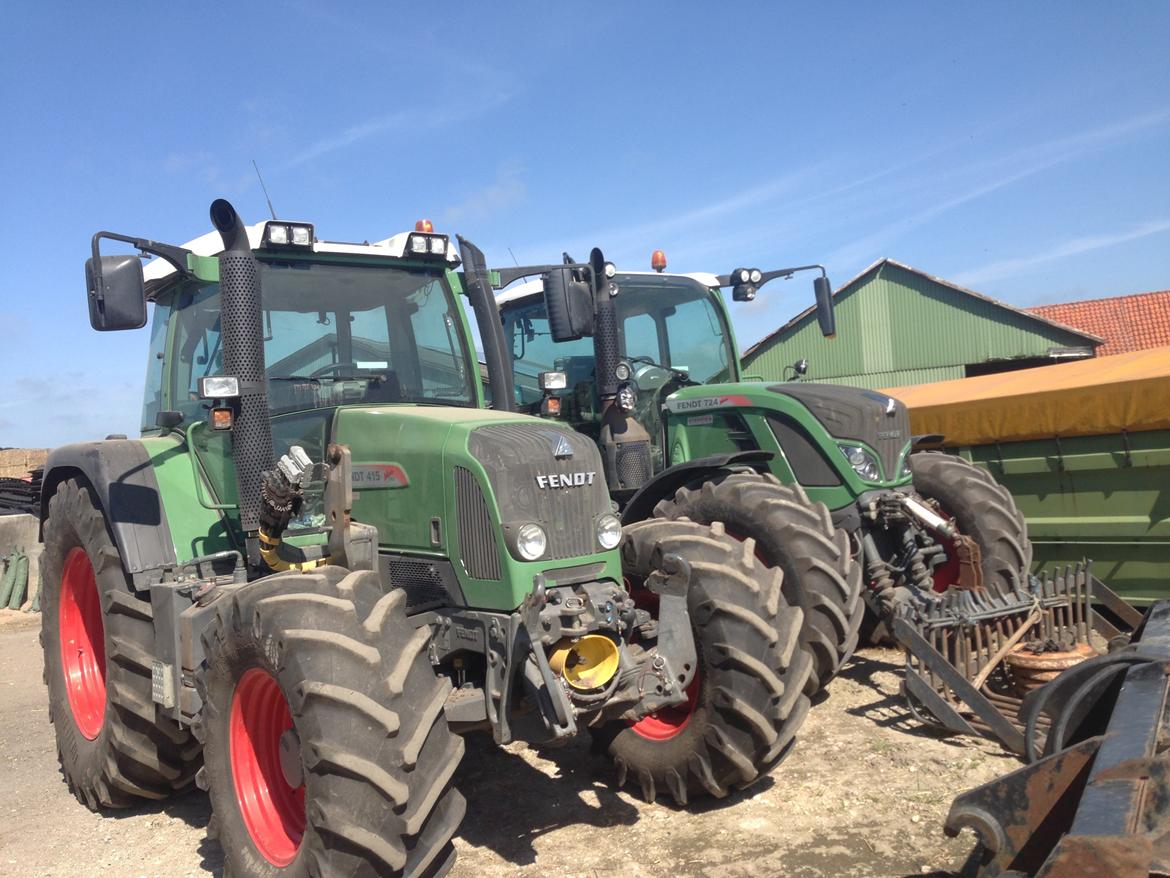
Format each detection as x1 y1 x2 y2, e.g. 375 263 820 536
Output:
89 231 192 306
717 264 827 291
493 262 591 289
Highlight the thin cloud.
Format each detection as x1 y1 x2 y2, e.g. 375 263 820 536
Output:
827 108 1170 269
276 93 512 173
443 162 526 223
953 218 1170 286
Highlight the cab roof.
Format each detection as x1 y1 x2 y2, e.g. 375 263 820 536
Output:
495 270 723 307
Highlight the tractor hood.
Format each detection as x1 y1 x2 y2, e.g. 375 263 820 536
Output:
767 383 911 485
332 405 618 612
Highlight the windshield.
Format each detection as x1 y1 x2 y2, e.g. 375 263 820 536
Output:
167 261 474 423
502 276 734 406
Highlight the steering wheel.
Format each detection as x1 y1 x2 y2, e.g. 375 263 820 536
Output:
309 361 361 378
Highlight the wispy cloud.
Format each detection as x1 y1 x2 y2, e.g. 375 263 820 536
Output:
274 94 512 173
826 108 1170 269
443 161 526 223
953 218 1170 286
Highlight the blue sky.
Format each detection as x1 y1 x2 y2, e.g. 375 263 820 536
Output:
2 2 1168 448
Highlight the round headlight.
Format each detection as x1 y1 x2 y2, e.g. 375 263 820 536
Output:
615 361 631 381
516 523 547 561
596 513 622 550
847 447 867 467
750 268 763 283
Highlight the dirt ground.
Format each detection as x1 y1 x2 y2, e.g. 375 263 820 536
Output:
0 610 1015 877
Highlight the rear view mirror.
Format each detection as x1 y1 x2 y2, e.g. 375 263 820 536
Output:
86 255 146 331
814 276 836 339
543 268 595 342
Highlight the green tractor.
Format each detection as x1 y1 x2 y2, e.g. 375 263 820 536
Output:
38 202 814 876
493 252 1032 684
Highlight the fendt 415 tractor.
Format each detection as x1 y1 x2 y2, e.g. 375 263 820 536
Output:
39 201 813 877
494 252 1033 693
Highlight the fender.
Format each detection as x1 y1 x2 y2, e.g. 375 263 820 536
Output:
620 450 774 525
40 439 178 578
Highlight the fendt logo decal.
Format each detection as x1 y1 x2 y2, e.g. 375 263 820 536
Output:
535 472 597 489
351 463 410 489
665 395 752 413
545 432 574 459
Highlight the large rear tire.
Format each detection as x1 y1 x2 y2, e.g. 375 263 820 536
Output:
198 567 465 878
909 452 1032 598
40 478 199 810
597 519 812 805
654 473 863 694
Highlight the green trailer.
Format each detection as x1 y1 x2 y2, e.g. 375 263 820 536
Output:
887 346 1170 605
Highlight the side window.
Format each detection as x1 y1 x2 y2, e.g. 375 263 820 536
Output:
170 285 224 426
663 299 729 382
408 280 468 400
621 312 660 362
140 299 172 432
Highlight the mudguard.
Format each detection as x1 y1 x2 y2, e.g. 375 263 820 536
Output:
619 450 773 525
40 440 178 576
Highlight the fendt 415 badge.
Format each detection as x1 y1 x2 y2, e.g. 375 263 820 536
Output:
38 201 814 876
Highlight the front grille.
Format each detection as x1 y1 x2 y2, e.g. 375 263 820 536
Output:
469 424 609 561
454 466 501 580
381 555 456 612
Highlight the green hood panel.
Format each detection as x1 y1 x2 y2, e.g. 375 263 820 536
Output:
663 382 912 510
335 405 621 611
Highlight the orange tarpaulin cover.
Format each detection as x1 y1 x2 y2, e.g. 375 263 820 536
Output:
881 346 1170 446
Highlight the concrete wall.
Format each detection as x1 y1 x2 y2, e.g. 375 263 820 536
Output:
0 514 42 608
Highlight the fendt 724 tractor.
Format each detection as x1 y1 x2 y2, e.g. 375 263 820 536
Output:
39 201 814 877
494 252 1034 695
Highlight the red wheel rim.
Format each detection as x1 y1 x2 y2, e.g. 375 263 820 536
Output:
630 673 701 740
59 547 106 740
230 668 305 866
930 507 962 593
626 585 702 740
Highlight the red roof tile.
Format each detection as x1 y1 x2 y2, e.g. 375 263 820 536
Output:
1025 290 1170 357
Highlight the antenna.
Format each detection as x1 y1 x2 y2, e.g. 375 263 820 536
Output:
507 247 521 267
252 159 277 220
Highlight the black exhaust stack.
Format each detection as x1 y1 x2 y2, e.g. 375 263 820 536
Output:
210 198 274 566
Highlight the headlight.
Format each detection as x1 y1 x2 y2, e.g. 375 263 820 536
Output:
839 443 881 482
516 523 547 560
901 452 913 477
596 513 622 550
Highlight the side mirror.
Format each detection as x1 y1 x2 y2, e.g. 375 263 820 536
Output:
794 358 808 376
85 255 146 331
543 267 595 342
814 276 836 339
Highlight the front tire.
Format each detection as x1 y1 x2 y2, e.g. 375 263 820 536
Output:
40 478 199 810
909 452 1032 598
598 519 812 805
654 473 863 694
198 567 465 878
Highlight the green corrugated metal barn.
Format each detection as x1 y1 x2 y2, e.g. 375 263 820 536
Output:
741 259 1104 389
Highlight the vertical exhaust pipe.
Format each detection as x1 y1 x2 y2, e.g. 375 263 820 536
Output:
210 198 274 566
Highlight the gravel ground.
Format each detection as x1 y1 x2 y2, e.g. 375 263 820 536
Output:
0 611 1013 877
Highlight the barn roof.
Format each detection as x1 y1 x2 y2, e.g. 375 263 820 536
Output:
1025 290 1170 357
742 258 1103 358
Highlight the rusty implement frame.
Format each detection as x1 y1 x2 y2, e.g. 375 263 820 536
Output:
892 563 1143 754
944 599 1170 878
